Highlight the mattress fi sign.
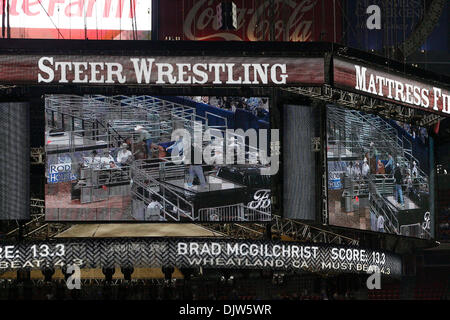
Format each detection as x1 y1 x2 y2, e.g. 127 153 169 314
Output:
334 58 450 117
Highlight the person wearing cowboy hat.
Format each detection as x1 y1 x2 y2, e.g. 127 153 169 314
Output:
100 150 115 167
117 143 132 166
135 125 153 158
362 157 370 177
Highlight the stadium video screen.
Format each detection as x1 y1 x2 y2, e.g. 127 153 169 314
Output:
283 104 319 221
0 102 30 220
326 106 433 239
45 95 273 222
1 0 152 40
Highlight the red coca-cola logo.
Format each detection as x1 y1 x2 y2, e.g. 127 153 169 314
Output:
178 0 332 42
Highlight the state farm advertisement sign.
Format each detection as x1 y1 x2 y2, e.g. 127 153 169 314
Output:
0 55 325 86
159 0 342 42
0 0 151 40
334 58 450 117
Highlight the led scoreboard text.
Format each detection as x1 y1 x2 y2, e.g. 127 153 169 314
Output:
0 244 82 269
37 57 289 85
0 55 325 86
0 240 402 276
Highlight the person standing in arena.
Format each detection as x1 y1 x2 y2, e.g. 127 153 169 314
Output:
186 142 208 189
376 159 386 174
377 215 385 232
135 125 153 158
346 161 354 177
352 162 361 179
146 194 164 221
362 158 370 178
116 143 132 166
385 154 394 174
369 142 379 173
394 164 404 207
412 161 419 178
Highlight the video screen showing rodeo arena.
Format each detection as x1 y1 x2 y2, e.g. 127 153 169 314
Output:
44 95 272 222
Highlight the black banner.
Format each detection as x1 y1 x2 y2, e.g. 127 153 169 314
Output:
0 55 324 86
0 238 402 276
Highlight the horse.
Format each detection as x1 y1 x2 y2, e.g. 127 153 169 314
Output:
123 137 164 160
132 141 148 160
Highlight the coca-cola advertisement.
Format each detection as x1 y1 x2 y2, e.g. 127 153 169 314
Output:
158 0 342 42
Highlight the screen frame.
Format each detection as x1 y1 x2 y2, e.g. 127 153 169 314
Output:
324 105 435 240
0 40 443 242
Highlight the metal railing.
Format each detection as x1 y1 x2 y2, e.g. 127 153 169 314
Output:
198 203 271 222
132 158 187 182
400 223 431 239
45 94 230 154
31 147 45 165
368 180 399 234
45 128 113 155
131 161 195 221
327 139 364 159
370 174 395 195
328 106 429 202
